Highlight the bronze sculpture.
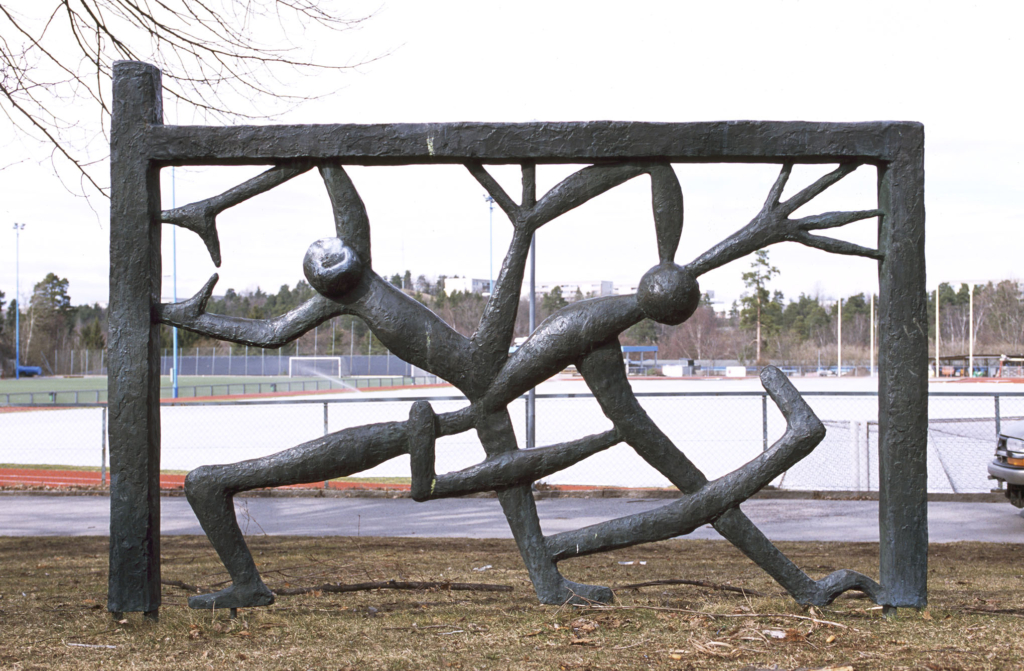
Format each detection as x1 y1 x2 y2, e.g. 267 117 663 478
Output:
108 61 927 619
160 160 883 610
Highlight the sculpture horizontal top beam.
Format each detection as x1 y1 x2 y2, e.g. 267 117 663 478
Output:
145 120 922 166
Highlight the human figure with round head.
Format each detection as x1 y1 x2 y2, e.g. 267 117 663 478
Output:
161 158 883 611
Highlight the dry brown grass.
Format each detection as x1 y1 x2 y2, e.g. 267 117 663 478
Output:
2 536 1024 670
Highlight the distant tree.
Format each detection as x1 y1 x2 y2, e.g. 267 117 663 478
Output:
5 299 19 339
573 287 584 302
389 273 403 288
0 289 5 338
624 318 658 345
26 273 76 368
666 294 721 360
739 250 780 364
542 286 567 312
403 270 413 290
781 294 831 344
80 319 106 349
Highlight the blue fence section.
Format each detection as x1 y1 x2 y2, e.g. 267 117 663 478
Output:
159 353 416 377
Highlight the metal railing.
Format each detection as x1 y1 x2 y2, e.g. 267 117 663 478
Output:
0 375 441 405
2 391 1022 493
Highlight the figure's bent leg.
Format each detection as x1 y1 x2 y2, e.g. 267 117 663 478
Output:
579 344 882 605
476 410 614 605
185 420 410 609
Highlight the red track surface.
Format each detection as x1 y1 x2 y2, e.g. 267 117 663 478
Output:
0 468 413 491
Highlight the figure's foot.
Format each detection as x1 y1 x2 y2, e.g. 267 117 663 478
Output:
187 581 274 610
537 577 614 606
408 401 437 502
799 570 883 606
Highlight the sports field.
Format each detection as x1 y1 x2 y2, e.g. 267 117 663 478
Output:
2 375 1021 493
0 374 431 403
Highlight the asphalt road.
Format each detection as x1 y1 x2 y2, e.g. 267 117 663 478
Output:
2 495 1023 543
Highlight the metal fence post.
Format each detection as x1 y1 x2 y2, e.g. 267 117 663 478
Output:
762 393 768 452
101 407 107 487
995 395 1001 439
323 402 330 489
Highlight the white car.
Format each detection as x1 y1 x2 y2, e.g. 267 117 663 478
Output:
989 420 1024 508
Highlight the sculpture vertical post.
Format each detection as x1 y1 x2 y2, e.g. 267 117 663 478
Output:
108 61 164 617
877 123 928 609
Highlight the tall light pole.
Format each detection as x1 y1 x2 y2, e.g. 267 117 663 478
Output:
837 297 842 376
172 168 180 398
869 293 875 377
968 283 974 377
484 195 495 295
935 287 940 377
12 223 25 379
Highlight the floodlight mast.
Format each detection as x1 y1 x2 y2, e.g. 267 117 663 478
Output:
172 168 179 399
12 223 25 379
484 195 495 295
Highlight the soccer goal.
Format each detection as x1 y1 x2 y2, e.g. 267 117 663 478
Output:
288 356 343 378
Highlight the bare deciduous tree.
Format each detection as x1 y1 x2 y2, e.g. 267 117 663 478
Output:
0 1 378 195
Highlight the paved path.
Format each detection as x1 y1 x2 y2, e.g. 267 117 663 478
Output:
2 496 1022 542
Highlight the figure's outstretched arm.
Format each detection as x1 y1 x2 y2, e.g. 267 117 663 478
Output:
468 162 682 373
407 399 619 501
688 163 882 277
156 274 346 348
162 163 314 267
320 164 372 265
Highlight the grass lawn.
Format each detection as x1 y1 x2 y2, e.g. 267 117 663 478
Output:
1 536 1022 670
0 375 361 403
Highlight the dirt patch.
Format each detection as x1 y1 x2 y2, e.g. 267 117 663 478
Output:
1 536 1023 670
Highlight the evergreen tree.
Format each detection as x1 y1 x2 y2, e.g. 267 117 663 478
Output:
542 286 568 311
739 250 780 364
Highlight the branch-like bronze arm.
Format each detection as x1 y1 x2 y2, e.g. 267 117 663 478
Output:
466 162 520 222
688 163 882 276
155 273 345 348
161 163 313 267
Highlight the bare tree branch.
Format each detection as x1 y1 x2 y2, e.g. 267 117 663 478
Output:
0 0 383 198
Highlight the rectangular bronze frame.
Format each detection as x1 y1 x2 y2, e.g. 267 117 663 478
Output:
108 61 927 615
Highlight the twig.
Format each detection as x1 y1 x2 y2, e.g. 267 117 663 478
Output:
272 579 512 596
66 642 116 649
614 579 766 597
576 604 847 629
962 606 1024 618
161 579 204 593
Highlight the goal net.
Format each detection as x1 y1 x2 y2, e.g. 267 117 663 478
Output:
288 356 343 378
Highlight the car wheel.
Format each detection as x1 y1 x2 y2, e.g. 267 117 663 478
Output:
1006 484 1024 509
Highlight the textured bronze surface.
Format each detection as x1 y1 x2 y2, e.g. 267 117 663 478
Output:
109 61 927 617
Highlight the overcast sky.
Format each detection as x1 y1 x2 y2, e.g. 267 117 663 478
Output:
2 1 1021 311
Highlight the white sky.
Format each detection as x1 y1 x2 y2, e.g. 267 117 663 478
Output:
1 0 1022 311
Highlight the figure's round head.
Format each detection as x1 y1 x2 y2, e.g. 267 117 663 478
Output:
303 237 365 299
636 262 701 325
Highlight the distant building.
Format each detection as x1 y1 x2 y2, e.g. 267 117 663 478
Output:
444 277 492 296
534 281 613 301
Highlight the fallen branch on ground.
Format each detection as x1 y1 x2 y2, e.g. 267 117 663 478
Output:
962 606 1024 617
576 603 847 629
163 577 512 596
614 579 766 597
273 580 513 596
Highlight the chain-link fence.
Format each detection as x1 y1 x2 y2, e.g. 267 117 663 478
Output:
2 392 1022 492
